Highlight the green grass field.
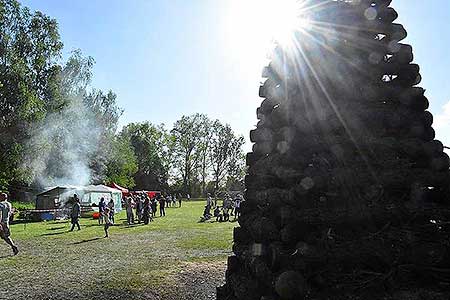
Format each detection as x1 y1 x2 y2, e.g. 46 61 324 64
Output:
1 201 237 300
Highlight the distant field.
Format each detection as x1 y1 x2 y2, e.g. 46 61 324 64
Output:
1 201 237 300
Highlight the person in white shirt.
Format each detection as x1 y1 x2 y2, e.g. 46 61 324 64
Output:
0 193 19 255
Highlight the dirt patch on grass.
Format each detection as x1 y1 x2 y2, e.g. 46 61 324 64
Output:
163 260 227 300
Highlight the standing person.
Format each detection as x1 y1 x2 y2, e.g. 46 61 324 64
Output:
158 196 166 217
151 198 157 217
172 195 176 207
135 196 143 224
223 195 230 216
168 195 172 208
206 193 213 211
70 194 81 231
234 195 242 220
0 193 19 255
178 195 182 208
213 194 218 208
143 198 150 225
107 199 115 224
103 206 112 238
126 197 134 225
98 197 106 225
187 194 190 201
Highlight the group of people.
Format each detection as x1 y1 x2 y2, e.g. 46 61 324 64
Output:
203 193 244 222
124 193 182 226
97 197 116 237
1 190 242 255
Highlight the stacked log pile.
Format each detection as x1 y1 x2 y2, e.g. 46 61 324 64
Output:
217 0 450 299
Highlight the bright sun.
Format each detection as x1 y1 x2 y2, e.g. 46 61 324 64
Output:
264 0 308 45
224 0 310 76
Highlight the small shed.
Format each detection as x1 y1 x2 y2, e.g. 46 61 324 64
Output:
36 185 79 210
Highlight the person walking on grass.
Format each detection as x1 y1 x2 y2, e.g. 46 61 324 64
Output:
103 206 112 238
0 193 19 255
70 194 81 231
178 195 182 208
98 197 106 225
107 199 115 224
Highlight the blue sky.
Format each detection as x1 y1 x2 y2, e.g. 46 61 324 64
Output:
21 0 450 150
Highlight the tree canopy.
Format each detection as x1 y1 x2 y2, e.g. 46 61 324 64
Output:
0 0 246 196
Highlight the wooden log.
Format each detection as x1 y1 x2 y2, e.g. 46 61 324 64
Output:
250 128 273 143
234 227 252 244
252 142 273 155
249 257 273 286
230 273 262 300
423 140 444 157
274 271 306 300
384 23 407 41
387 43 413 64
227 256 240 273
246 152 259 166
249 217 280 243
407 124 435 142
398 87 429 111
430 152 450 171
378 7 398 22
400 138 425 158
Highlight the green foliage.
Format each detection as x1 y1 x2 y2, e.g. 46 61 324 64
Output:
0 1 246 195
0 0 63 187
171 113 209 195
120 122 173 190
170 114 246 197
105 136 138 188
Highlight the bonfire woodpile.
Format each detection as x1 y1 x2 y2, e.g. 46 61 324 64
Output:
217 0 450 299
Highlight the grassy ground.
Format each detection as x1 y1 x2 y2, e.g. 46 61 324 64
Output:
1 201 237 300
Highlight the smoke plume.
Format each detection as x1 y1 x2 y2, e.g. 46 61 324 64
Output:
23 95 102 188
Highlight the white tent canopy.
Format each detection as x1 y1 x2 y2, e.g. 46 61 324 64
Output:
81 184 123 212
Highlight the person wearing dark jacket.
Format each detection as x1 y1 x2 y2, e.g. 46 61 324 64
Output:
70 194 81 231
158 196 166 217
98 198 106 225
143 198 150 225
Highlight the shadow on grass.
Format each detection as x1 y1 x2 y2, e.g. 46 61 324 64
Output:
118 222 147 229
70 237 103 245
41 231 67 236
47 226 66 231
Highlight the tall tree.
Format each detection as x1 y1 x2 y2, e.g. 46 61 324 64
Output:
121 122 172 190
0 0 63 189
197 115 213 197
209 120 245 196
171 113 205 196
105 136 138 188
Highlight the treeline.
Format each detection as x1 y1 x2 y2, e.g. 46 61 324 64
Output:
0 0 245 198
